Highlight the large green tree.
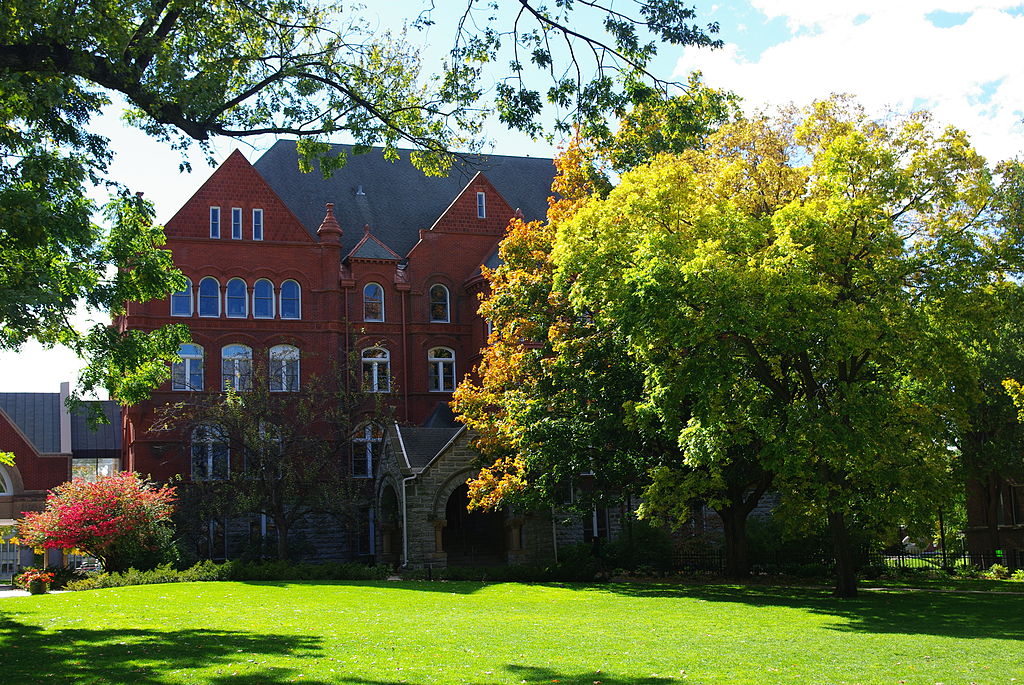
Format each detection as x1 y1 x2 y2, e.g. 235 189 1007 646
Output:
1 0 722 401
554 98 1010 597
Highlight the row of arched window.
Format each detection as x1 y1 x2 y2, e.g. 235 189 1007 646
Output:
172 278 301 320
364 283 451 323
173 343 300 392
190 422 384 481
360 346 455 393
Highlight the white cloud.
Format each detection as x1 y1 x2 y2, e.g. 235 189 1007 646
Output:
677 3 1024 161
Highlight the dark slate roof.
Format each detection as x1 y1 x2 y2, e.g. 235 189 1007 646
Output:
253 141 555 257
71 401 121 455
397 426 462 470
422 401 459 429
0 393 60 453
482 247 502 271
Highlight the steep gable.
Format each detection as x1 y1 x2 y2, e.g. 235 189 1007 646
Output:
427 172 515 236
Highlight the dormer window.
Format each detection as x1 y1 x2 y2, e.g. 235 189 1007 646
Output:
476 192 486 219
210 207 220 238
231 208 242 239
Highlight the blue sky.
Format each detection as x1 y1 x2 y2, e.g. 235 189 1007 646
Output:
3 0 1023 394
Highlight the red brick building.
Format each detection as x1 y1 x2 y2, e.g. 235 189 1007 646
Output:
121 142 559 562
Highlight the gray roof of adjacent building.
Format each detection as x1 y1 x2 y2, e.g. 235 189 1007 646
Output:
253 141 555 257
0 393 120 456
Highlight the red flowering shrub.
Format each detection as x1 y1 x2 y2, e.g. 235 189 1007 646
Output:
17 472 176 572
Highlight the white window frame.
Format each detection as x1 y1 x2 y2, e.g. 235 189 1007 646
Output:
210 207 221 238
363 283 385 322
252 208 264 241
191 425 230 481
352 423 382 478
280 280 301 320
269 344 300 392
171 278 193 316
198 277 220 317
476 191 486 218
231 207 242 239
253 279 275 319
221 344 253 391
172 343 204 391
429 284 450 323
225 278 248 318
428 347 456 392
361 347 390 393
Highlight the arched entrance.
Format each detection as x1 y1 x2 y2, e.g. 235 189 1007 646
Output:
378 483 401 563
442 483 504 565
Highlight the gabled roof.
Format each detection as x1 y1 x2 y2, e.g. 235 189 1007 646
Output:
346 228 401 261
395 426 463 470
0 394 120 455
253 141 555 256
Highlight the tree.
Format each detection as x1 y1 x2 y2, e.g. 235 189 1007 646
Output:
554 98 1008 597
154 360 386 561
16 471 177 572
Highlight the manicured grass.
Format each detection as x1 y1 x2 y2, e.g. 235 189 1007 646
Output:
1 581 1021 684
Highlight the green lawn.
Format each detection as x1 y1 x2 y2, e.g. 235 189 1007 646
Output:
1 581 1021 684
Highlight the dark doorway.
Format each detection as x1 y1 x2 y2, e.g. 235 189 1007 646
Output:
443 483 505 565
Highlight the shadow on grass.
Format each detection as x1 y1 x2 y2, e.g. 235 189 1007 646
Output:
0 618 325 684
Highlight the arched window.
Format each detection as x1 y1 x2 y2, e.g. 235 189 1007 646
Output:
361 347 390 392
269 345 300 392
352 423 383 478
429 284 450 323
172 343 204 391
0 465 12 494
280 280 301 319
428 347 456 392
191 425 229 480
171 278 193 316
198 277 220 317
221 344 253 391
226 278 248 318
253 279 274 319
363 283 384 322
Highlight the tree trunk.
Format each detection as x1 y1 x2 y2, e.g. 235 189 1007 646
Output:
717 505 750 579
985 473 1002 561
827 508 857 598
275 517 290 560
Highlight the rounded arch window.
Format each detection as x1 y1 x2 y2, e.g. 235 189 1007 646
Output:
429 284 450 323
198 277 220 317
428 347 456 392
361 347 390 392
226 278 248 318
172 343 204 391
191 425 229 480
352 422 384 478
363 283 384 322
280 280 301 319
253 279 275 319
269 344 300 392
171 277 193 316
221 344 253 391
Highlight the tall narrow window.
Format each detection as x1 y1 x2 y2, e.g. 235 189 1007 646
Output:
253 279 274 318
171 278 193 316
429 284 450 323
252 208 264 241
231 207 242 239
363 283 384 322
280 280 301 319
352 423 383 478
269 345 300 392
226 278 248 318
476 192 486 218
192 425 229 480
198 277 220 317
361 347 390 392
210 207 220 238
428 347 456 392
221 344 253 391
172 343 204 391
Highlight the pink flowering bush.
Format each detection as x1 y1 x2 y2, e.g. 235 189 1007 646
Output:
18 472 176 572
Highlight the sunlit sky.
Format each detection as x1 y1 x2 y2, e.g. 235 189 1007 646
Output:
3 0 1023 396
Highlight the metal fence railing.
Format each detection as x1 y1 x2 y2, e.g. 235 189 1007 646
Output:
670 548 1024 575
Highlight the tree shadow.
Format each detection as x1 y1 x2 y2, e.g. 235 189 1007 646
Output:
0 618 326 684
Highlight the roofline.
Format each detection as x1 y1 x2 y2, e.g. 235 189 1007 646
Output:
418 424 467 473
394 423 412 471
0 406 44 458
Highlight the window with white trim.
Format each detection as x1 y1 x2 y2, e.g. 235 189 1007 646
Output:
476 191 486 218
361 347 390 392
231 207 242 239
269 344 300 392
352 423 383 478
192 425 229 480
363 283 384 322
280 280 301 319
429 284 450 323
172 343 204 391
253 279 274 318
226 278 248 318
198 277 220 317
428 347 456 392
210 207 220 238
221 344 253 391
171 278 193 316
252 208 264 241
